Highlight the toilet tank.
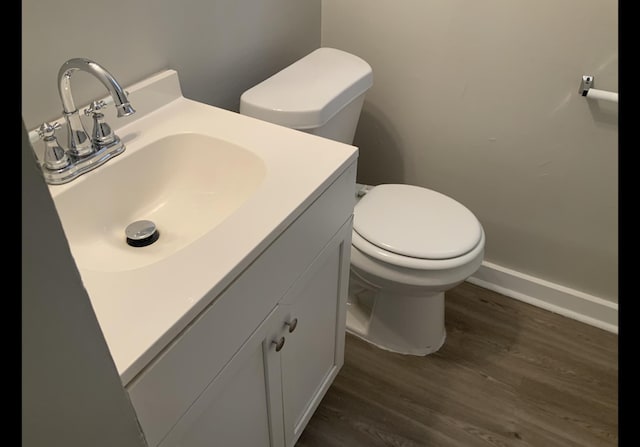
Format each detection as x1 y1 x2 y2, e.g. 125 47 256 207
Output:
239 47 373 145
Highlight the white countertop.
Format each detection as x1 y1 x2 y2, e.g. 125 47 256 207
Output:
43 70 358 385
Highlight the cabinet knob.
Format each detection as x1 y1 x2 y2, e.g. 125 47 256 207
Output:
284 318 298 333
272 336 285 352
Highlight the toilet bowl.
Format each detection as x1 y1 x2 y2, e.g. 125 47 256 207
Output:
240 47 485 355
348 183 485 354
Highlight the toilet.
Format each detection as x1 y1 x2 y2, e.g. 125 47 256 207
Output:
240 47 485 355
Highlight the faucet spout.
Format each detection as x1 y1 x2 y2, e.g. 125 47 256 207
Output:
57 58 135 156
58 58 135 116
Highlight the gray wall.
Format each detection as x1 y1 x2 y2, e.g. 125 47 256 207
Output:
322 0 618 303
22 0 321 129
22 121 147 447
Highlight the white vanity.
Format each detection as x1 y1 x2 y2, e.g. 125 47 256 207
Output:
128 171 354 447
37 70 358 446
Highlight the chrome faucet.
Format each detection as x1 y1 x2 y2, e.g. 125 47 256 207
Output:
36 58 136 185
58 58 135 156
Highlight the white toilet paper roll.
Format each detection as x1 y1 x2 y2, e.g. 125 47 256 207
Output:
586 88 618 103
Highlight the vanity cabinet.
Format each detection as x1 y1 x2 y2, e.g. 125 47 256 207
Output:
279 221 351 447
157 304 286 447
126 163 356 447
157 221 351 447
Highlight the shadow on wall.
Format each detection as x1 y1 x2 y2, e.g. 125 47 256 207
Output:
585 100 618 128
353 102 405 186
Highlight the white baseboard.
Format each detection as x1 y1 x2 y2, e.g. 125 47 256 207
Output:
467 261 618 334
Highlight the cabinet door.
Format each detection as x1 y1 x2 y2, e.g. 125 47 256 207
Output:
158 305 286 447
280 219 352 447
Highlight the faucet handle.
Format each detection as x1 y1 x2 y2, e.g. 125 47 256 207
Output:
37 121 62 139
84 100 107 116
84 100 117 148
38 122 70 170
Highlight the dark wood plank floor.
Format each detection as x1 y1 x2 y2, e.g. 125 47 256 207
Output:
297 281 618 447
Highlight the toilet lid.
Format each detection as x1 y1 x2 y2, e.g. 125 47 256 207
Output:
353 184 483 260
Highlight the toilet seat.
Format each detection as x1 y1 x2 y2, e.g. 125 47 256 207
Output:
353 184 484 270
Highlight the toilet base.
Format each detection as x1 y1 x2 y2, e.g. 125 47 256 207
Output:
346 325 446 356
346 272 447 355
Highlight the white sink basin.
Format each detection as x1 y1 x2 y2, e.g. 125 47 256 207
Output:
53 132 266 272
38 69 358 385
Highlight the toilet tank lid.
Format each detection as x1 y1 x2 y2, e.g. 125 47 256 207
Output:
239 47 373 129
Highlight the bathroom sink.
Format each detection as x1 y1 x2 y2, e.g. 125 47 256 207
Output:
37 69 358 385
52 132 266 272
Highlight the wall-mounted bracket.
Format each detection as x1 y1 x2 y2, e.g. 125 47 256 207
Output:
579 75 594 96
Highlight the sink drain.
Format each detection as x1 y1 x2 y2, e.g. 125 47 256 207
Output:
125 220 160 247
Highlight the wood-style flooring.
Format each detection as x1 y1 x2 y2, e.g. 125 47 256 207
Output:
297 281 618 447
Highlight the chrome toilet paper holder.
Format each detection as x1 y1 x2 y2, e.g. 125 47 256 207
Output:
578 74 618 103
